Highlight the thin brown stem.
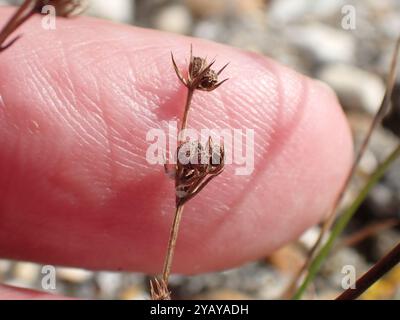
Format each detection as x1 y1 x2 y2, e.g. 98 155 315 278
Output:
336 242 400 300
0 1 87 52
0 0 36 50
160 87 194 286
335 218 399 251
156 74 195 298
153 47 228 300
180 89 194 132
161 204 185 285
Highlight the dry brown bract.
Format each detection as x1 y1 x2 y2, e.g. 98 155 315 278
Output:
172 46 229 92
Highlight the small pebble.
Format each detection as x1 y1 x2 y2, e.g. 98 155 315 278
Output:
267 243 305 276
285 23 356 64
153 4 192 34
119 285 149 300
13 262 41 284
318 63 385 114
56 267 93 284
86 0 134 23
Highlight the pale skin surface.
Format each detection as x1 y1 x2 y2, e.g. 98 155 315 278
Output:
0 8 353 298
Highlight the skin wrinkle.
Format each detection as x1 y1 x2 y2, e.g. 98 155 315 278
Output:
100 68 163 135
101 46 172 113
191 81 275 153
0 91 92 264
23 58 102 151
225 72 277 130
68 36 133 51
55 43 155 185
245 127 310 250
93 76 120 191
58 93 109 151
255 81 308 181
59 40 83 115
91 56 166 173
259 83 335 240
99 119 119 193
75 42 164 70
43 51 113 201
217 85 281 215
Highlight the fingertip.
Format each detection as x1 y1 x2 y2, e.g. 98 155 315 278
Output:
0 9 354 274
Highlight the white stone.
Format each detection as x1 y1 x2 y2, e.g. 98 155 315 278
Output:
318 63 386 114
0 259 11 275
268 0 345 24
359 149 378 174
285 23 356 64
85 0 134 23
299 226 330 250
57 267 93 283
95 272 122 297
153 5 192 34
13 262 41 284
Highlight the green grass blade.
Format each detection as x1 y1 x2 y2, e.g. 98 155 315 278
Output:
293 144 400 300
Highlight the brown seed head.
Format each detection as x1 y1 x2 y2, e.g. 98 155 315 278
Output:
175 138 224 206
198 68 219 90
189 56 206 79
171 45 229 92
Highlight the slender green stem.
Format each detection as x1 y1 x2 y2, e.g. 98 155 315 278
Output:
293 144 400 300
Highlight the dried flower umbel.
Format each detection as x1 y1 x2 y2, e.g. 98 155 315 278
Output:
150 47 228 300
0 0 86 52
175 138 225 207
172 46 229 131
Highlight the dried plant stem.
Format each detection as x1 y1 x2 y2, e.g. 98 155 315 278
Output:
336 242 400 300
152 48 228 300
286 37 400 299
293 143 400 299
0 0 35 50
160 89 193 286
180 89 194 132
161 204 185 285
336 218 399 251
0 1 86 52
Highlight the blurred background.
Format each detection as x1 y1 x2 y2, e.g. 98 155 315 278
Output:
0 0 399 299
